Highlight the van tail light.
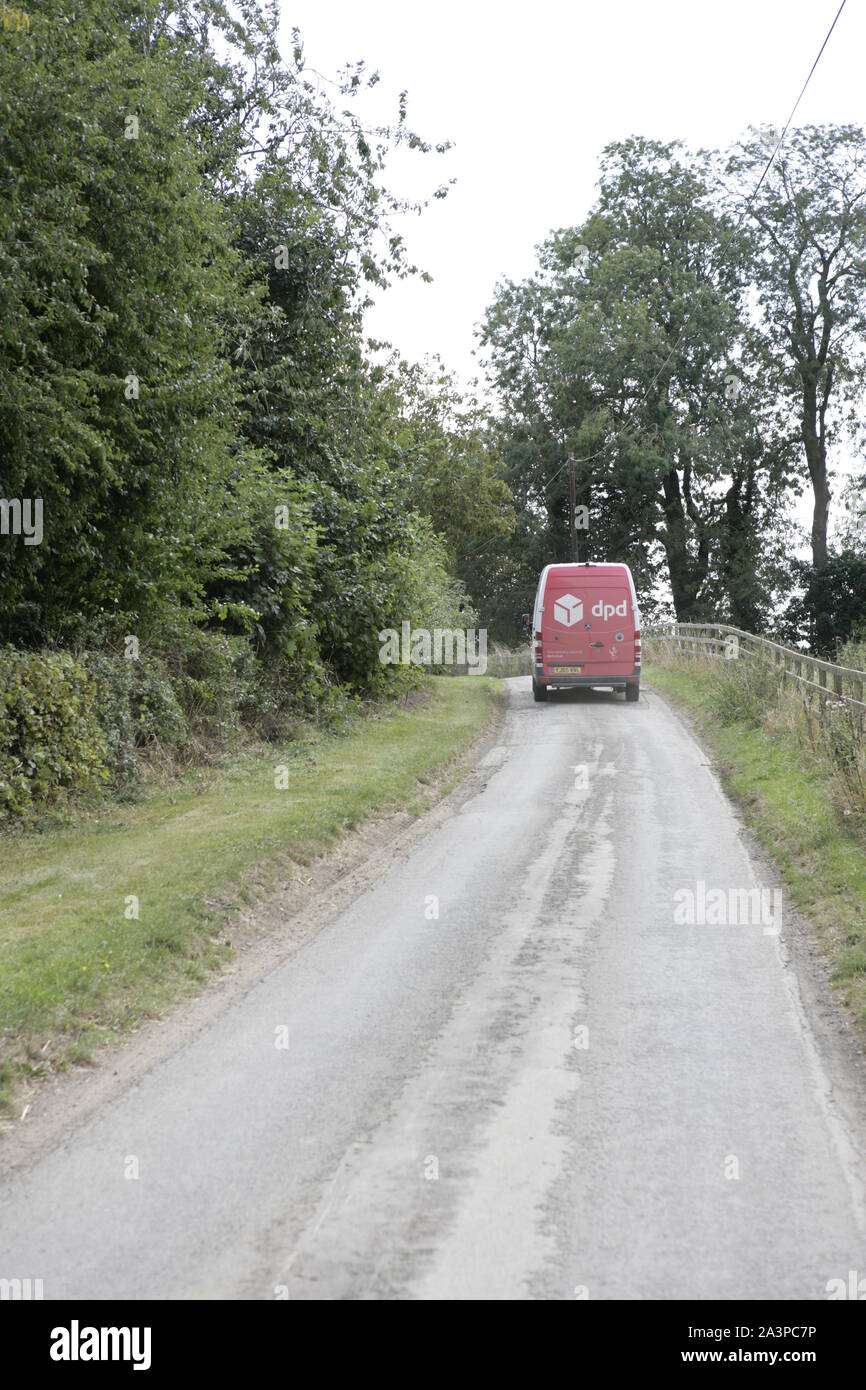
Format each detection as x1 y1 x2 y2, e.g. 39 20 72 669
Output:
634 630 642 666
533 629 543 663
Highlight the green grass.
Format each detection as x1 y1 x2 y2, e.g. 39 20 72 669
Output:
646 656 866 1036
0 676 494 1109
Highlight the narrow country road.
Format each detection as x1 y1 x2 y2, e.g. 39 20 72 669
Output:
2 678 865 1300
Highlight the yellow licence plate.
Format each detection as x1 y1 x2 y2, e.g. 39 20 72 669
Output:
553 664 583 674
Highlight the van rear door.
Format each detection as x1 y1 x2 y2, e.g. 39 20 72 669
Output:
542 568 635 679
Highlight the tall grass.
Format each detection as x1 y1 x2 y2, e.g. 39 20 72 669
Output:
484 643 531 678
647 639 866 824
431 643 530 679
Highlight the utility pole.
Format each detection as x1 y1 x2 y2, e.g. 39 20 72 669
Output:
568 451 578 562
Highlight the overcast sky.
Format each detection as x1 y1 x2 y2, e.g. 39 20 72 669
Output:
279 0 862 539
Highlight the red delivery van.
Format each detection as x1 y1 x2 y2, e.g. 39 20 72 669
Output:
529 562 641 702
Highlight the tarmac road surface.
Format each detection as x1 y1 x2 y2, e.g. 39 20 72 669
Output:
2 677 865 1299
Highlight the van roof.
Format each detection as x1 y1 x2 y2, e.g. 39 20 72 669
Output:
542 562 632 576
536 561 639 612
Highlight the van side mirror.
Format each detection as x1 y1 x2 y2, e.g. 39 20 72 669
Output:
521 613 530 631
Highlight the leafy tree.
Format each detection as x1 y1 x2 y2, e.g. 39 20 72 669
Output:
727 125 866 641
0 0 467 701
375 358 516 623
482 138 794 625
780 551 866 653
0 0 253 640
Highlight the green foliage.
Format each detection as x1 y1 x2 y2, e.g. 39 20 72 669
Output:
479 135 815 630
203 465 321 699
727 126 866 580
779 552 866 655
309 478 469 691
0 648 107 820
376 358 517 640
0 0 460 634
380 358 515 563
145 620 248 745
0 0 254 641
77 651 138 786
0 0 494 824
81 646 189 778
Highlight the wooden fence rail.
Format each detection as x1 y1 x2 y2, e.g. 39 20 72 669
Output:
646 622 866 714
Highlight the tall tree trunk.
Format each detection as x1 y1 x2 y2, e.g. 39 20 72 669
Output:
801 379 830 572
801 374 834 650
722 466 762 632
661 465 709 620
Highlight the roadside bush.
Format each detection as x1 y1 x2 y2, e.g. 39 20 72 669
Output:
78 652 138 786
0 492 480 824
132 660 190 752
136 615 253 746
0 648 108 822
80 648 189 771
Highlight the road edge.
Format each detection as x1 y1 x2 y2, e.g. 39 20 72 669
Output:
0 680 508 1175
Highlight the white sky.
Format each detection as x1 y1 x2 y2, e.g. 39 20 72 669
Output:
279 0 864 541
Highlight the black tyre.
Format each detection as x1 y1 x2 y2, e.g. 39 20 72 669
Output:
532 678 548 702
625 682 640 702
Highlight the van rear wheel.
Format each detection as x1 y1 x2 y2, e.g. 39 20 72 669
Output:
532 678 547 703
625 682 639 702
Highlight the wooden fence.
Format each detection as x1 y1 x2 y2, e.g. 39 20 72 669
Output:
646 622 866 715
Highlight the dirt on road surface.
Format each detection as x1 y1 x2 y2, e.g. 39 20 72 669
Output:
2 677 865 1299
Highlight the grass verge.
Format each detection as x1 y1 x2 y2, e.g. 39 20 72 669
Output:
645 654 866 1039
0 676 495 1111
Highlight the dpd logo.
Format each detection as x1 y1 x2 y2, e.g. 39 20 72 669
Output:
553 594 582 626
